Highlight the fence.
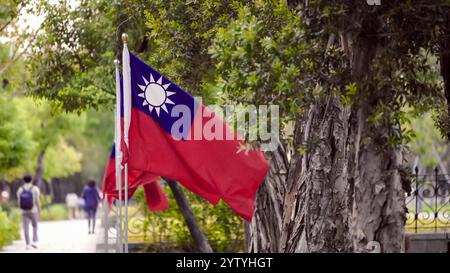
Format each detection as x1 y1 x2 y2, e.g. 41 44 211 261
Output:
406 168 450 233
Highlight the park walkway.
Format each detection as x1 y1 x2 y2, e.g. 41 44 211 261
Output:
1 219 103 253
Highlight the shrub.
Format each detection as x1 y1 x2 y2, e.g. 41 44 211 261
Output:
133 185 245 253
40 204 68 221
0 208 20 250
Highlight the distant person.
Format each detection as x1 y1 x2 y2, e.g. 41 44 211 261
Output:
81 179 101 234
17 174 41 250
78 196 85 217
1 190 10 213
65 193 79 219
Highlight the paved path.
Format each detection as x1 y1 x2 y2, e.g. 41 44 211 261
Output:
1 219 103 253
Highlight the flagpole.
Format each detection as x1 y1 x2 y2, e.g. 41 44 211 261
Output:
103 195 109 252
121 33 131 253
114 59 123 253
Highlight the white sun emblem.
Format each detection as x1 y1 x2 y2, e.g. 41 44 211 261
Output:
137 73 175 116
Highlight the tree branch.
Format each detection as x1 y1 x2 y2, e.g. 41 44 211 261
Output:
0 4 24 34
0 26 41 76
164 178 213 253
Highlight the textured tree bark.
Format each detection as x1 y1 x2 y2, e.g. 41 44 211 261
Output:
280 98 352 253
246 143 288 253
349 108 406 253
247 96 353 253
349 33 406 253
165 178 213 253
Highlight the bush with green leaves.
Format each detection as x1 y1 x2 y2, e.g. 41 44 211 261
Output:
40 204 69 221
0 208 20 250
133 185 244 252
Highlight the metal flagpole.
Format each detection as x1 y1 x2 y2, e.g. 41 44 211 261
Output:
103 195 108 252
124 163 128 253
121 33 131 253
114 59 123 253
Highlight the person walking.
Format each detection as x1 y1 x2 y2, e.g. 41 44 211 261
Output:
81 179 101 234
17 174 41 250
65 193 79 219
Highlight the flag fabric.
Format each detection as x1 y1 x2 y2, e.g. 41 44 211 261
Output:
101 57 168 212
101 144 169 211
122 50 269 221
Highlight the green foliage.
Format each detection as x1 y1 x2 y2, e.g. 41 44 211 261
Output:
293 0 448 148
24 98 86 152
0 0 23 22
82 109 114 150
27 0 250 110
28 0 119 112
341 83 357 107
144 0 247 103
0 34 90 181
8 207 21 225
0 43 30 94
209 0 314 124
406 111 446 169
0 83 111 185
43 138 82 180
0 97 31 174
61 108 114 183
0 208 20 250
22 0 450 146
134 184 244 252
1 96 85 181
40 204 68 221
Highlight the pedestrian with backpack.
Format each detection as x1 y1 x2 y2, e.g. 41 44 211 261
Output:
17 174 41 250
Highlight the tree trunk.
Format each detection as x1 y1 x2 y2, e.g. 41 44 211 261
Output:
247 96 353 253
349 33 406 253
246 143 288 252
246 12 407 254
280 97 352 253
35 150 46 194
349 108 406 253
165 178 213 253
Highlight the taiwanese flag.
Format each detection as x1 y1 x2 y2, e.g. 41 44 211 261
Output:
124 51 269 221
101 143 169 211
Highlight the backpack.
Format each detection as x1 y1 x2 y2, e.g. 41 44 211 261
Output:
20 187 34 210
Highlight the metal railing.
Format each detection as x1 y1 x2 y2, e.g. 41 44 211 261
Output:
406 168 450 233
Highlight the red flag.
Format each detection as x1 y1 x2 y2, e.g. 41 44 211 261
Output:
101 145 168 211
123 52 269 221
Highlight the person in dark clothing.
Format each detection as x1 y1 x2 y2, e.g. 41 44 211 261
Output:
81 179 101 234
